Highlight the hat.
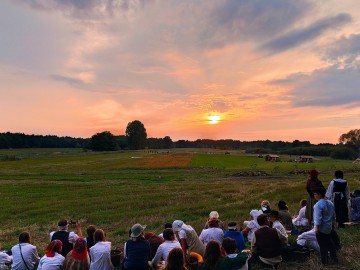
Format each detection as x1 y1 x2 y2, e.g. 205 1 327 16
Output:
250 209 261 219
172 220 184 232
209 211 219 219
309 169 319 178
351 189 360 198
260 200 270 207
131 223 146 238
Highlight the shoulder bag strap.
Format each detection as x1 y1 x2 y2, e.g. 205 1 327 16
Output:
19 244 31 270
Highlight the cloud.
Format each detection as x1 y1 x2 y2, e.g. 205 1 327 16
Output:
322 34 360 64
259 13 353 54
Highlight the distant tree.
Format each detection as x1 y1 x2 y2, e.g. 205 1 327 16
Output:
89 131 119 151
162 136 173 149
125 120 147 150
339 129 360 157
330 146 358 160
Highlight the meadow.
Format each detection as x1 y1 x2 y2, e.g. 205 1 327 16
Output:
1 148 360 269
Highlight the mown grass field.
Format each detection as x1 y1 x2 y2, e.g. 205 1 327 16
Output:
1 148 360 269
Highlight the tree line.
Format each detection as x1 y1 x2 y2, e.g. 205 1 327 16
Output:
1 122 359 160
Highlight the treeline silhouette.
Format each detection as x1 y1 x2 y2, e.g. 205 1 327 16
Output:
0 132 357 159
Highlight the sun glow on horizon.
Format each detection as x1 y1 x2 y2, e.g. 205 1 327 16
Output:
208 115 221 124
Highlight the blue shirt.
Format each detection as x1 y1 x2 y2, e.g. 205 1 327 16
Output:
313 198 335 234
223 230 246 251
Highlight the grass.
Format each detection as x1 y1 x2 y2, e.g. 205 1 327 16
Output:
0 148 360 269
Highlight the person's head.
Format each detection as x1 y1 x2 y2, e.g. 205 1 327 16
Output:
165 247 185 270
172 220 184 233
163 228 175 241
257 214 269 226
309 169 319 178
300 199 307 208
209 211 219 219
227 222 237 231
57 219 69 231
312 187 326 200
260 200 271 213
72 238 88 260
19 232 31 244
268 210 279 222
208 218 220 228
335 170 344 179
164 222 173 229
94 229 106 243
86 225 97 238
222 237 237 255
130 223 146 239
46 240 63 257
277 200 288 210
203 241 222 269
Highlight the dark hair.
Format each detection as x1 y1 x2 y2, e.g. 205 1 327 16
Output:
300 199 307 207
227 222 237 231
163 228 174 241
58 219 68 227
335 170 344 179
19 232 31 244
164 222 173 229
203 241 222 270
269 210 279 219
165 247 186 270
257 214 269 226
312 187 326 197
87 225 97 237
222 237 237 254
94 229 105 243
277 200 288 210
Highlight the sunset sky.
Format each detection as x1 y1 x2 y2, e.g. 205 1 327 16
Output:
1 0 360 143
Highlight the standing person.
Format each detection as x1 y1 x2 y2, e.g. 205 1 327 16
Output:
313 187 338 264
305 170 324 227
326 170 350 228
50 219 82 257
11 232 40 270
63 238 90 270
89 229 113 270
123 224 150 270
173 220 205 257
37 240 65 270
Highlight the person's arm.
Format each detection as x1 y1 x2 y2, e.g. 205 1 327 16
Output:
31 246 40 263
180 238 187 257
241 226 250 235
151 244 163 268
325 181 334 199
75 221 83 237
250 233 256 252
313 202 322 234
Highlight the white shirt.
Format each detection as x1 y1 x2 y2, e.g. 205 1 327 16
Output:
246 220 260 242
292 206 308 226
89 241 114 270
0 252 12 267
296 228 320 252
178 224 195 239
272 220 288 241
49 230 79 243
326 178 350 200
11 243 40 270
37 253 65 270
199 228 224 245
151 240 181 267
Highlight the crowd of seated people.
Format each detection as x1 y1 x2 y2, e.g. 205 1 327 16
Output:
1 171 358 270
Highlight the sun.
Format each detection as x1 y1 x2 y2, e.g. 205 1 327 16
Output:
208 115 221 124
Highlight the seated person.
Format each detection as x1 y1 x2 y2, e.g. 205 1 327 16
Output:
173 220 205 257
351 189 360 222
268 211 288 243
152 228 181 268
86 225 97 250
200 241 223 270
159 223 173 239
37 240 65 270
0 251 12 267
277 200 294 230
250 214 287 268
242 210 261 242
224 222 246 252
63 238 90 270
199 219 224 245
144 232 163 260
50 219 82 257
204 211 225 230
260 200 271 214
292 199 309 227
89 229 113 270
11 231 40 270
296 228 320 252
219 238 248 270
165 247 187 270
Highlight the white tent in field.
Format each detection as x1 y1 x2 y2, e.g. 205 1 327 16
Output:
353 158 360 164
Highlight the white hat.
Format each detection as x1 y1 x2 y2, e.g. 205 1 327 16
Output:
250 209 261 219
172 220 184 232
209 211 219 219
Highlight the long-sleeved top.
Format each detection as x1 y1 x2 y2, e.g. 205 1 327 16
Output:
313 198 335 234
11 243 40 270
272 220 288 242
292 206 308 226
89 241 114 270
37 253 65 270
199 227 224 245
0 251 12 266
151 240 181 268
326 178 350 201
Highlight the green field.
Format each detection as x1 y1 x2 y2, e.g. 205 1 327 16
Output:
1 148 360 269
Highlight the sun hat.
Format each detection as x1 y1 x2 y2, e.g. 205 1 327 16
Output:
250 209 261 219
131 223 146 238
209 211 219 219
172 220 184 232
